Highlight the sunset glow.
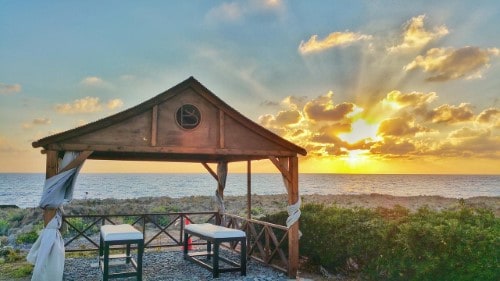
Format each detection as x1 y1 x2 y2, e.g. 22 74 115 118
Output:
0 2 499 174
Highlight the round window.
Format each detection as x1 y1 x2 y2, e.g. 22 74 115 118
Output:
175 104 201 129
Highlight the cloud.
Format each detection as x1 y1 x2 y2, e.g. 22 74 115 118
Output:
107 99 124 110
384 90 437 108
370 137 416 156
303 92 355 122
206 0 285 23
476 108 500 127
426 103 474 124
436 130 500 158
299 31 372 54
22 117 52 129
404 47 500 81
388 15 448 53
55 97 123 114
80 76 106 86
0 83 21 94
377 116 429 137
448 127 490 139
259 109 301 127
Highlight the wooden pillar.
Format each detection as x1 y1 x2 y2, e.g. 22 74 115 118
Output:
247 160 251 219
43 150 59 226
287 156 299 278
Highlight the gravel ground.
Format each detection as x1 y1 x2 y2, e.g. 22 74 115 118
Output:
63 248 292 281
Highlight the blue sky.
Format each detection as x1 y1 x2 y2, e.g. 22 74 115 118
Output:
1 1 499 173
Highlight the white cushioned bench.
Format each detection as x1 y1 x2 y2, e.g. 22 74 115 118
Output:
183 223 246 278
99 224 144 281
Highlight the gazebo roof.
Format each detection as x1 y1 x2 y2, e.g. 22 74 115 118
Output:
33 76 306 163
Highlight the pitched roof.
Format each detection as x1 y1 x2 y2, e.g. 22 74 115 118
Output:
33 77 306 162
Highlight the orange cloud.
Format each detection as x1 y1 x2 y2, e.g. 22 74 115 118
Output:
385 90 437 108
299 31 372 54
303 92 355 121
404 47 500 81
388 15 448 53
259 109 301 127
370 137 416 156
377 117 429 137
426 103 474 124
476 108 500 127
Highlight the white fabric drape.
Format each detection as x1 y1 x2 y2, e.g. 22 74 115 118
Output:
215 161 227 224
27 210 64 281
281 173 302 237
27 151 85 281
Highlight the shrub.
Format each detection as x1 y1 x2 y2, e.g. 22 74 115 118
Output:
374 206 500 281
16 230 39 244
64 217 99 237
264 203 499 281
0 219 8 236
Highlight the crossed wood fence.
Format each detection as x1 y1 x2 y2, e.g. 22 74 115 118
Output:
62 212 290 273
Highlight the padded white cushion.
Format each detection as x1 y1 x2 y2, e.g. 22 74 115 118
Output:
100 224 143 241
185 223 245 239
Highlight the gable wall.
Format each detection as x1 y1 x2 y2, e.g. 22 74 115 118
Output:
156 88 218 148
70 110 152 146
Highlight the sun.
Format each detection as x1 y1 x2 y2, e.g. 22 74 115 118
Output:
346 149 368 165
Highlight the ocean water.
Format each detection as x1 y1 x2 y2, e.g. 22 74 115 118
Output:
0 173 498 208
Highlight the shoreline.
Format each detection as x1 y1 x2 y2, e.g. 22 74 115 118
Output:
65 193 500 217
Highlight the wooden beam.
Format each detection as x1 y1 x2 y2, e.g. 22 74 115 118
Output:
151 105 158 146
58 151 93 174
218 109 225 149
47 143 298 157
247 160 251 219
268 156 291 189
201 162 218 181
45 150 59 179
43 150 59 226
287 156 299 278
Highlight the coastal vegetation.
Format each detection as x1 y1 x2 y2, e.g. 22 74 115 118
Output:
0 194 498 280
265 203 500 281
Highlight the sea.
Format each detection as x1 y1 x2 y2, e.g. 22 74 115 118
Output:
0 173 499 208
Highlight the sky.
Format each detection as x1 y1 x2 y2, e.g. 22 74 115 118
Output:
0 1 499 174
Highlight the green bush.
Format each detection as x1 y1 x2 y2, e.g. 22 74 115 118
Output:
263 203 500 281
63 217 99 237
16 231 38 244
0 219 8 236
374 206 500 281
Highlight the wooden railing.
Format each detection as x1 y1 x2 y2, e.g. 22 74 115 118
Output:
62 212 290 273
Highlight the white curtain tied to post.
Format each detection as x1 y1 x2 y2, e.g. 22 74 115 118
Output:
281 174 302 238
215 161 227 225
27 151 86 281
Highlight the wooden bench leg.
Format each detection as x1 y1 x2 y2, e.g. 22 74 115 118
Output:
207 241 212 260
103 243 110 281
213 242 220 278
183 232 189 256
137 240 144 281
240 238 246 276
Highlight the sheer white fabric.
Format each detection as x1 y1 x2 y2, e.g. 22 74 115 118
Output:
27 151 84 281
27 210 64 281
281 170 302 237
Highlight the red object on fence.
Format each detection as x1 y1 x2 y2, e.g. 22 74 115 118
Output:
183 218 193 250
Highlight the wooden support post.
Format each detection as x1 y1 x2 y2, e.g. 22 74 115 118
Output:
43 150 59 226
247 160 251 219
151 105 158 146
287 156 299 278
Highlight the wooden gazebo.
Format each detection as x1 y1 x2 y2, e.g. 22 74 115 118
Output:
32 76 307 277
